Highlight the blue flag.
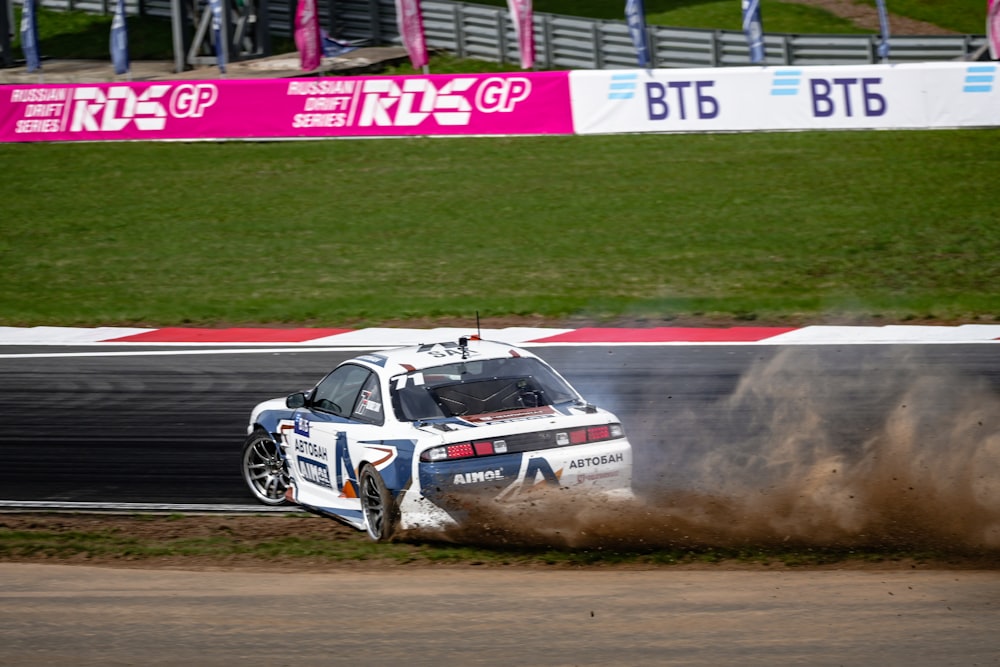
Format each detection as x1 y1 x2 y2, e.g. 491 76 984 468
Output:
741 0 764 64
875 0 891 61
321 31 360 58
110 0 129 75
624 0 651 68
209 0 226 73
19 0 40 72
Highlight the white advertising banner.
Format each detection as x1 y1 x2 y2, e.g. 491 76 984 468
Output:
570 62 1000 134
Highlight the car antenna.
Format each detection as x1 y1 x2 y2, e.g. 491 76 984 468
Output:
458 312 480 359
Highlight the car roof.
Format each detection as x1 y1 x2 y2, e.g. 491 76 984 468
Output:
352 338 540 375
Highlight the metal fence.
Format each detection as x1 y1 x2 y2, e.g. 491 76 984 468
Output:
27 0 992 67
27 0 143 14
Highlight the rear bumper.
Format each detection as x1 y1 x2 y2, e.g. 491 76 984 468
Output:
414 438 632 515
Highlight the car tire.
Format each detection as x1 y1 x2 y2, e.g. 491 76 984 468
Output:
360 465 398 542
241 428 289 505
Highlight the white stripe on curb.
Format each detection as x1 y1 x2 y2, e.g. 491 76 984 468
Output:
0 326 155 345
766 324 1000 345
0 500 302 514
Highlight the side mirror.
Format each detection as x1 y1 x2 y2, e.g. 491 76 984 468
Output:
286 392 307 409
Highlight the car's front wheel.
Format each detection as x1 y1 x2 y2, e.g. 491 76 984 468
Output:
241 428 289 505
360 465 398 542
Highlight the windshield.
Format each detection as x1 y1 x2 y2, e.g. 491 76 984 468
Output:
391 356 581 421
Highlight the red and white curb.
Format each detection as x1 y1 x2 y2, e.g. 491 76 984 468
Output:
1 324 998 346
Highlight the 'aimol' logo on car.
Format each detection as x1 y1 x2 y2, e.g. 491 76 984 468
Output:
298 457 332 489
453 469 504 485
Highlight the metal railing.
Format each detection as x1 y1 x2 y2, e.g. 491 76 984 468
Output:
25 0 144 14
19 0 992 67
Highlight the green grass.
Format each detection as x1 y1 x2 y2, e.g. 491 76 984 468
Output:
0 515 969 567
492 0 868 33
2 131 998 327
9 6 293 60
11 7 175 59
645 1 866 34
383 51 528 76
473 0 975 33
4 3 994 328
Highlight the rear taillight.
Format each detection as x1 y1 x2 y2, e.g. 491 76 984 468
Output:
447 443 475 459
423 439 509 462
420 424 622 462
588 425 611 440
555 423 622 447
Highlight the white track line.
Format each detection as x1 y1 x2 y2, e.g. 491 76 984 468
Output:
0 500 303 514
0 347 373 359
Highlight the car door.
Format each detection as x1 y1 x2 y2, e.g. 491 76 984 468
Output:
287 364 387 522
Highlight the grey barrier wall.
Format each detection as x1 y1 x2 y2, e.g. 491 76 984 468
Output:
19 0 990 67
22 0 142 14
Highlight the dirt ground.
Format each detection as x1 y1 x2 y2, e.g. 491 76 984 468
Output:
3 561 999 667
790 0 957 35
4 514 1000 666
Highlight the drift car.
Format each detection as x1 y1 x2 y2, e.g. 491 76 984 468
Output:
241 337 633 541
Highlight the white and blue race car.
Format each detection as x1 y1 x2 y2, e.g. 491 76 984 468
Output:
241 337 633 541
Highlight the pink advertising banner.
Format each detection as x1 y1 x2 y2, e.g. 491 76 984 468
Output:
0 71 573 143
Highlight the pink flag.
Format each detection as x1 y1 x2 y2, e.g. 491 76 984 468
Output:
507 0 535 69
395 0 428 70
989 0 1000 59
294 0 322 72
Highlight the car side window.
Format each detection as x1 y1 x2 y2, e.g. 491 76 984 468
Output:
350 373 385 426
311 365 372 419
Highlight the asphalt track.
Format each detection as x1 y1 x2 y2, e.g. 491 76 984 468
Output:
1 342 998 517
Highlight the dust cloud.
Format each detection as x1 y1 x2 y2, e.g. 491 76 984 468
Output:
428 348 1000 553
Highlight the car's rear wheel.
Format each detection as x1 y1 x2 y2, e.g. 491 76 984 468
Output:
360 465 398 542
241 429 289 505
